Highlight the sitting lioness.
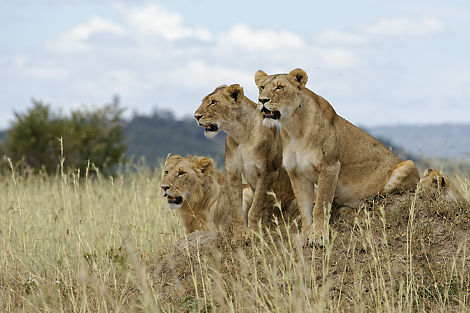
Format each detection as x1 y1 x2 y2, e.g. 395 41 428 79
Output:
419 168 465 202
161 154 253 234
194 84 295 230
255 68 420 244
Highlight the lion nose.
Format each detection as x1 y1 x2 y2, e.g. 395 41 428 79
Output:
194 114 203 121
161 185 170 192
259 98 270 104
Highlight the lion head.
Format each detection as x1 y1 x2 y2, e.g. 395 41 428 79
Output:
420 169 446 191
255 68 308 127
161 155 215 210
194 84 245 138
419 168 464 202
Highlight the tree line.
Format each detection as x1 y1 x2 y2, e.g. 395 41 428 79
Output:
0 98 125 175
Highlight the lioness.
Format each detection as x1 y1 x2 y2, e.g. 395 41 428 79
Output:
194 84 295 230
419 168 465 202
255 68 420 244
161 154 253 233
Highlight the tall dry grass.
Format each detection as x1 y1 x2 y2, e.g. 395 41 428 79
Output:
0 158 181 312
0 157 469 312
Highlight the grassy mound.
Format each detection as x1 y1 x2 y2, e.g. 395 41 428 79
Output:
152 190 470 312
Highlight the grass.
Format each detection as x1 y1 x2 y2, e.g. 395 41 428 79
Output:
0 159 469 312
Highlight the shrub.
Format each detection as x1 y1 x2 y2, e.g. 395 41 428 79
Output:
2 97 126 175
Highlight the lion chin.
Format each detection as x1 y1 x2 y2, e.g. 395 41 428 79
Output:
204 129 219 138
167 195 183 210
262 118 279 128
167 202 182 210
203 123 219 138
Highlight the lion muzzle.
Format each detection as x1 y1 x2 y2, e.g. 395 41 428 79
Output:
205 123 219 132
167 196 183 205
261 106 281 120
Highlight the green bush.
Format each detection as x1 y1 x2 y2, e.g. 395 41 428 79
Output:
2 97 126 175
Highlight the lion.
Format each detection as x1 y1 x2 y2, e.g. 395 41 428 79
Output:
419 169 465 202
194 84 296 230
255 68 420 244
161 154 254 234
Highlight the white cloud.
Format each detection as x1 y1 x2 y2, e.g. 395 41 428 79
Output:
65 17 124 40
316 17 445 47
315 48 360 69
46 17 124 53
217 24 304 51
19 66 68 80
210 24 361 71
116 3 211 41
169 60 253 92
359 17 445 36
316 29 368 45
68 69 153 104
8 55 68 80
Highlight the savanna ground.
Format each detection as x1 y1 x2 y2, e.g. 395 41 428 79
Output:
1 158 469 312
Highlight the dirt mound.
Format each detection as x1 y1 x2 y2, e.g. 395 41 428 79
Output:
319 189 470 311
151 190 470 311
150 231 221 306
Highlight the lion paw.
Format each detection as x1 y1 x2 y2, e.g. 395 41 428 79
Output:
303 226 327 247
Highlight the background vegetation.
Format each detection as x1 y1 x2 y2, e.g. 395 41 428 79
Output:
0 101 225 174
1 99 126 175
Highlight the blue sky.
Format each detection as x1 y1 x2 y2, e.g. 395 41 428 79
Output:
1 0 469 129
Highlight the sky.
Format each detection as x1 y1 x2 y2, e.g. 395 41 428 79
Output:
1 0 469 130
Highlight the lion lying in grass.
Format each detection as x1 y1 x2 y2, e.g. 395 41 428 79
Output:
161 155 253 234
255 68 420 244
419 168 465 202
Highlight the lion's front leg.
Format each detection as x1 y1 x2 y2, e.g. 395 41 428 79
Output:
226 170 245 229
287 170 315 234
310 161 340 245
247 171 275 231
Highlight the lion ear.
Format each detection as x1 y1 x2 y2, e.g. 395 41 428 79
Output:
440 175 446 188
255 70 267 87
288 68 308 89
429 170 446 188
167 154 181 160
165 154 182 166
194 157 213 175
225 84 244 104
423 168 433 177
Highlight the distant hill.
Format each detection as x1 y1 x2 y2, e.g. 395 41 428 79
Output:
368 124 470 160
124 111 225 167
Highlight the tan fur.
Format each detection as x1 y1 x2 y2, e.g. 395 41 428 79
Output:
419 169 465 202
194 84 295 230
161 155 253 233
255 68 420 244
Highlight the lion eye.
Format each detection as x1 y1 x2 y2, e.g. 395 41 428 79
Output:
209 100 216 106
260 85 265 90
275 85 284 91
177 171 186 177
163 170 168 175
